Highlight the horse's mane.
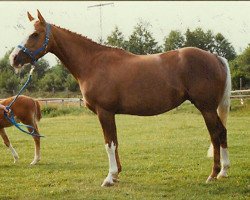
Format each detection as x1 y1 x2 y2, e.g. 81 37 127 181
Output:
53 24 126 52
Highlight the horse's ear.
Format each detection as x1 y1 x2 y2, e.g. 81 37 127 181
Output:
27 12 34 22
37 9 46 24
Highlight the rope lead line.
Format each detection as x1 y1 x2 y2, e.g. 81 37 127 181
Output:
4 66 44 138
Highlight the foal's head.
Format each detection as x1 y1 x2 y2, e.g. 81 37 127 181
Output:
9 10 51 69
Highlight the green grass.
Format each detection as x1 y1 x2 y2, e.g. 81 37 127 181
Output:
0 100 249 199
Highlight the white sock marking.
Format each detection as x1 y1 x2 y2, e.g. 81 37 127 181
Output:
220 147 230 168
102 141 118 186
9 144 19 163
217 147 230 178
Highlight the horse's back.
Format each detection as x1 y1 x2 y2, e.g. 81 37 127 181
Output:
0 95 40 127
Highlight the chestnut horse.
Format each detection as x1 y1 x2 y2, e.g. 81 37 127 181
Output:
0 95 42 165
9 10 231 186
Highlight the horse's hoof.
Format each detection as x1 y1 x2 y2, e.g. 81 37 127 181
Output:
101 180 115 187
13 155 19 164
30 161 36 165
206 176 217 183
101 175 116 187
217 171 228 179
30 158 40 165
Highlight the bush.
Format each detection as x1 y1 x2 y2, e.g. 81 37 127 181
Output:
41 105 93 117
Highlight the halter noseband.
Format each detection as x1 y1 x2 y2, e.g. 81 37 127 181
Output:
17 23 51 64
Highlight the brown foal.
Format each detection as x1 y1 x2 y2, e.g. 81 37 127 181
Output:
9 10 231 186
0 95 42 165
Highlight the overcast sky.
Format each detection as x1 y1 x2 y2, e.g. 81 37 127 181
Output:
1 1 250 65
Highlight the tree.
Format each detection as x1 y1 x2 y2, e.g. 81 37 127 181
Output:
230 45 250 89
38 61 70 92
126 21 162 55
0 50 20 95
0 70 19 95
164 30 185 51
19 58 50 92
105 26 126 49
213 33 236 61
65 75 79 92
184 28 236 61
39 72 64 92
185 28 214 51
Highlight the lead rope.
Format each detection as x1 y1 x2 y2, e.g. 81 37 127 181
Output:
4 66 44 138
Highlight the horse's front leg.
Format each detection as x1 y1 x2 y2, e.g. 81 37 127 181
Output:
97 108 121 187
0 128 19 163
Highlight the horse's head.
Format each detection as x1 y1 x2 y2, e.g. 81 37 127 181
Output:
9 10 51 69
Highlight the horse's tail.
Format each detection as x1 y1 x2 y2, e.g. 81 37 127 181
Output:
34 100 42 122
207 56 231 157
217 56 231 122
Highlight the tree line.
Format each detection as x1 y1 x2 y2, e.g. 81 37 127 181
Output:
0 20 249 97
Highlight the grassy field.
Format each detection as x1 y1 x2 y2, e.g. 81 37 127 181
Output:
0 100 249 200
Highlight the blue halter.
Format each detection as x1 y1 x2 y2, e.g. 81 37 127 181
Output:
17 23 51 64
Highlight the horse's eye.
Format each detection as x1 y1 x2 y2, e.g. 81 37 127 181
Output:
31 32 39 39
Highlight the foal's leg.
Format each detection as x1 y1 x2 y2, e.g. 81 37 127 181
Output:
21 115 41 165
97 108 121 187
29 124 41 165
201 110 226 183
0 128 19 163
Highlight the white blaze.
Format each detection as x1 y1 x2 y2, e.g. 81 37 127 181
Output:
9 21 37 66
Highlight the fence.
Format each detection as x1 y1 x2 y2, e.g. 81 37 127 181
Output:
230 89 250 99
37 98 84 107
36 89 250 107
1 90 249 107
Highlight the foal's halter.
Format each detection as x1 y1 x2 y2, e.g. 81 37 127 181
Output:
17 23 51 64
3 67 44 138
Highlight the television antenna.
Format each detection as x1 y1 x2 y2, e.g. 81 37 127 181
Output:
88 2 114 44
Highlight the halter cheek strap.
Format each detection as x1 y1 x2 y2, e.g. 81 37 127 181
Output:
18 23 51 64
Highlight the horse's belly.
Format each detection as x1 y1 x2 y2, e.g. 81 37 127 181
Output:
118 91 186 116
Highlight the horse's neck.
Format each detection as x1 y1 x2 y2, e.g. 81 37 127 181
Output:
50 25 105 79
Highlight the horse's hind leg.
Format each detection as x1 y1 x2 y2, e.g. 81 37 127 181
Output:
200 110 226 182
0 128 19 163
217 104 230 179
207 103 230 179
